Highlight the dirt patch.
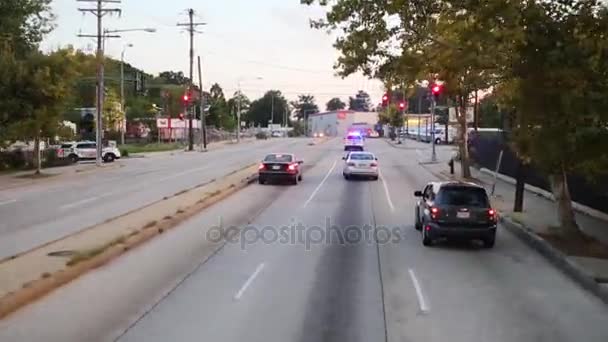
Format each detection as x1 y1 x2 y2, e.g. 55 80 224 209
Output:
538 233 608 259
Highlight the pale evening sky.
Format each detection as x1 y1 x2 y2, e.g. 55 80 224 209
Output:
41 0 384 109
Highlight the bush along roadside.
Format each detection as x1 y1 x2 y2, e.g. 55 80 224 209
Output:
0 149 72 171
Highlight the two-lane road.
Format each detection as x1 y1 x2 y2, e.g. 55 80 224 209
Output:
1 138 607 342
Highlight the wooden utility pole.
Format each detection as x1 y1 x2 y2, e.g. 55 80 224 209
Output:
77 0 121 166
178 9 206 151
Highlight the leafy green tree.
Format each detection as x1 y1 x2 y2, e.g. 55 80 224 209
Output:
0 48 77 173
103 88 122 132
155 71 190 86
326 97 346 111
291 94 319 121
247 91 289 127
227 91 250 127
0 0 54 56
503 0 608 236
207 83 228 128
348 91 372 111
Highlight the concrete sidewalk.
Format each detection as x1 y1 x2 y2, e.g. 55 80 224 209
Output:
421 159 608 286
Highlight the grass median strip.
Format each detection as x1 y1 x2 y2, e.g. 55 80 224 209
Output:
0 164 258 319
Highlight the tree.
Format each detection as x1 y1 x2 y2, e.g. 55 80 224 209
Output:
291 94 319 122
207 83 228 129
0 0 54 56
326 97 346 111
503 0 608 236
227 91 250 126
348 91 372 111
302 0 522 179
156 71 190 86
0 48 77 173
247 91 289 127
103 88 122 132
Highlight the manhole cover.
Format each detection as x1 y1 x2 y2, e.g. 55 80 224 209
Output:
47 250 76 257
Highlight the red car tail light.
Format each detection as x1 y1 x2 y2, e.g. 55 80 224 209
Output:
258 163 265 170
347 162 356 167
370 162 378 167
288 163 297 172
488 208 497 221
430 207 440 220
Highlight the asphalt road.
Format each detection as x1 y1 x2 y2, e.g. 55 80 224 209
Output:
0 138 311 259
1 138 607 342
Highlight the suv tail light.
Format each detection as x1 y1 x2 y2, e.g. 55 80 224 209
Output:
430 207 440 220
488 208 497 221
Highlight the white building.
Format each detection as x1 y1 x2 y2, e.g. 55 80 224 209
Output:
307 110 379 137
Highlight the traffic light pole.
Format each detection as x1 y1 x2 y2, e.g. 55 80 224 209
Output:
431 96 437 163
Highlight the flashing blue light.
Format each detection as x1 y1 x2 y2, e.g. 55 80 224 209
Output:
347 131 361 137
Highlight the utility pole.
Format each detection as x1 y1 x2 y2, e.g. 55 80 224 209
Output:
78 0 121 167
178 9 206 151
198 56 207 151
270 93 275 126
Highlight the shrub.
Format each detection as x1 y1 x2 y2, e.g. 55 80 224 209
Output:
120 148 129 158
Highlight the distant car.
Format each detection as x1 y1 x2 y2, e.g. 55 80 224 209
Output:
271 131 282 138
63 141 121 163
258 153 303 185
344 132 364 151
414 181 497 248
342 151 378 180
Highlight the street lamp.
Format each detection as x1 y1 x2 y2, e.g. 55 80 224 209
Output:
120 43 133 145
236 76 263 142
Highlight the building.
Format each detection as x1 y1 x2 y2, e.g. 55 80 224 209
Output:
307 110 379 137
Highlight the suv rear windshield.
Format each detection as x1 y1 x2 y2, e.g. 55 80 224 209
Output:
264 154 293 163
436 187 489 207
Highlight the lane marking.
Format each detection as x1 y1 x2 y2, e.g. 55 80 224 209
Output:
302 160 337 208
60 196 100 210
234 263 265 300
408 269 430 314
379 170 395 212
0 199 17 207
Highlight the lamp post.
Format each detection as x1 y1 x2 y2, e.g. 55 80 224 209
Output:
236 76 263 142
120 43 133 145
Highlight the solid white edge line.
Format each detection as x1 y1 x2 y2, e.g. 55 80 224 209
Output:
234 263 265 300
379 170 395 212
0 199 17 206
302 160 337 208
408 268 430 313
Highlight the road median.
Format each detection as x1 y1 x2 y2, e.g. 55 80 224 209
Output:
0 163 258 319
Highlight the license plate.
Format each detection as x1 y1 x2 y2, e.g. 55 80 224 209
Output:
457 212 470 219
272 165 281 170
358 164 367 168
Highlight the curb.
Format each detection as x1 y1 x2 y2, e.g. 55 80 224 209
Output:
0 169 258 319
480 168 608 222
500 216 608 305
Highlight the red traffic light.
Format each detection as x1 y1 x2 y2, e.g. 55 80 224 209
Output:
431 84 442 95
399 101 406 110
382 94 389 102
182 93 191 102
179 113 185 120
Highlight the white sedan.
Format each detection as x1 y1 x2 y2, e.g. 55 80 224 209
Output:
342 151 379 180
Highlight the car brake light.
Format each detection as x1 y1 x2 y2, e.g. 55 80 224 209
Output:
371 162 378 167
430 207 440 220
288 163 297 171
258 163 265 170
488 208 497 221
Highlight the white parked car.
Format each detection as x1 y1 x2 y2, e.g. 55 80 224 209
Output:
342 151 378 180
58 141 121 163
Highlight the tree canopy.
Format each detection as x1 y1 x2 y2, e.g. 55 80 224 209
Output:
247 91 290 127
291 94 319 121
326 97 346 111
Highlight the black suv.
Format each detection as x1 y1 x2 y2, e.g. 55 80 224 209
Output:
414 181 497 248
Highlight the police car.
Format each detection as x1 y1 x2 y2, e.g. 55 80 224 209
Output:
344 131 365 151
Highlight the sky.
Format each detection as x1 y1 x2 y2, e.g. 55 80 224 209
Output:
41 0 384 109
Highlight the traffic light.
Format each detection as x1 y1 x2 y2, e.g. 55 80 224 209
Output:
431 84 443 99
399 101 406 112
182 93 191 103
179 113 185 120
382 93 389 108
